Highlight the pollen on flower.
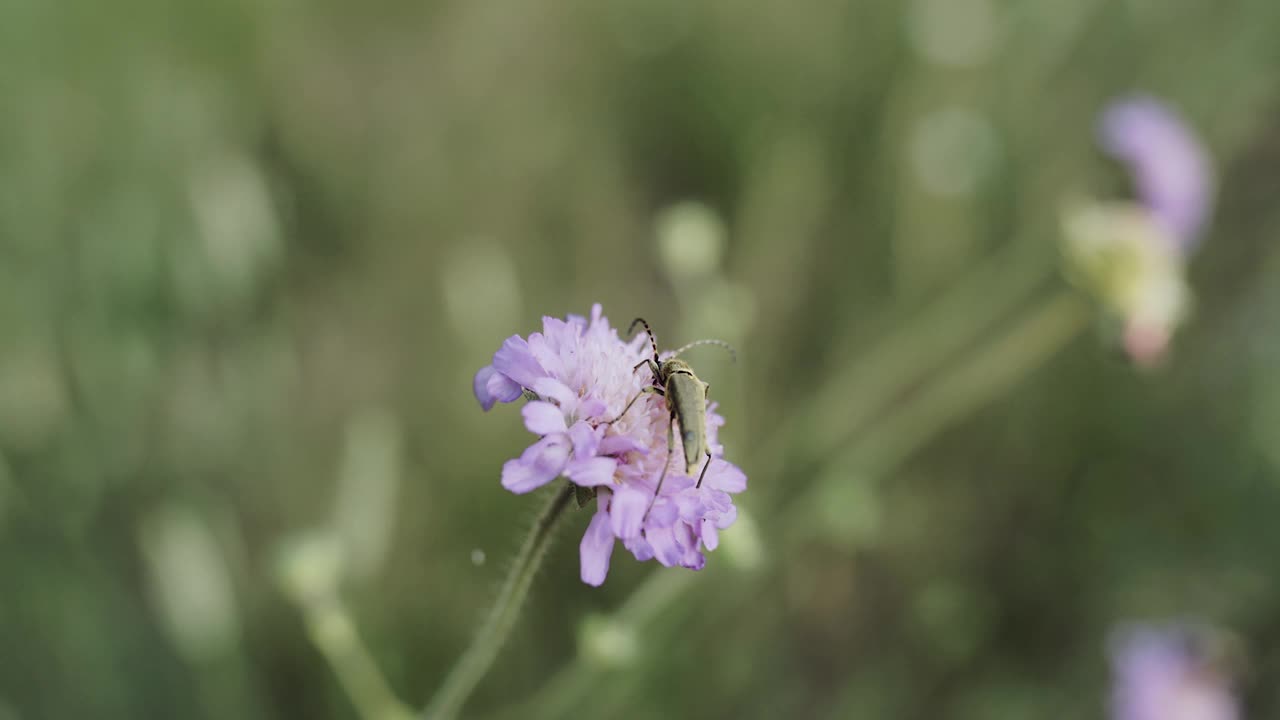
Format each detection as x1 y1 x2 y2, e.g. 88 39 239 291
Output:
473 304 747 586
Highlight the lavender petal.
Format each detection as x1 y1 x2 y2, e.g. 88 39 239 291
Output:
563 457 617 488
501 436 570 494
609 486 649 539
1099 96 1213 250
492 335 545 389
522 401 567 436
579 506 615 587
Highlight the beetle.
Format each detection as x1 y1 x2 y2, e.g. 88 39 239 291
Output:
604 318 735 510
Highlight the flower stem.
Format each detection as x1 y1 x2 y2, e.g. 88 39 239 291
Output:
424 482 576 720
277 533 413 720
303 597 415 720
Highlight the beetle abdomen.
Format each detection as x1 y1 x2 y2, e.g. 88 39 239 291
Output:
666 372 707 475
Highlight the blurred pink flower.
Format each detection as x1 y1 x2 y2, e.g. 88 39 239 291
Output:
1109 623 1239 720
1063 95 1215 367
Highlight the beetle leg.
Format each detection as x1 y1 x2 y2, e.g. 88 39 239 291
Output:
600 385 663 425
695 450 713 488
632 358 661 379
644 416 676 520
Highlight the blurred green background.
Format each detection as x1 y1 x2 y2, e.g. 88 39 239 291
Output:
4 0 1280 718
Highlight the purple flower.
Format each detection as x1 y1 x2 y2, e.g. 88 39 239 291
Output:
1099 96 1214 252
474 304 747 586
1109 623 1239 720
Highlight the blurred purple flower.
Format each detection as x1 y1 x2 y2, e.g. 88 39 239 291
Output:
1109 623 1239 720
474 304 746 586
1099 95 1214 252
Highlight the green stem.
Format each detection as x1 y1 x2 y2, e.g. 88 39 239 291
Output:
303 597 415 720
278 534 413 720
424 482 576 720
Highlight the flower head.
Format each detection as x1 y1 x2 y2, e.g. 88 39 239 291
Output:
474 304 746 586
1109 623 1240 720
1062 95 1215 367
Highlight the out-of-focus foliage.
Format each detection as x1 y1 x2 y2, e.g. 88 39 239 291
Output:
3 1 1280 718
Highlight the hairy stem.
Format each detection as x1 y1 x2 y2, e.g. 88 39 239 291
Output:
424 482 576 720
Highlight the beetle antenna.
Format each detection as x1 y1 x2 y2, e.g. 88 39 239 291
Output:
628 318 660 362
669 339 737 363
